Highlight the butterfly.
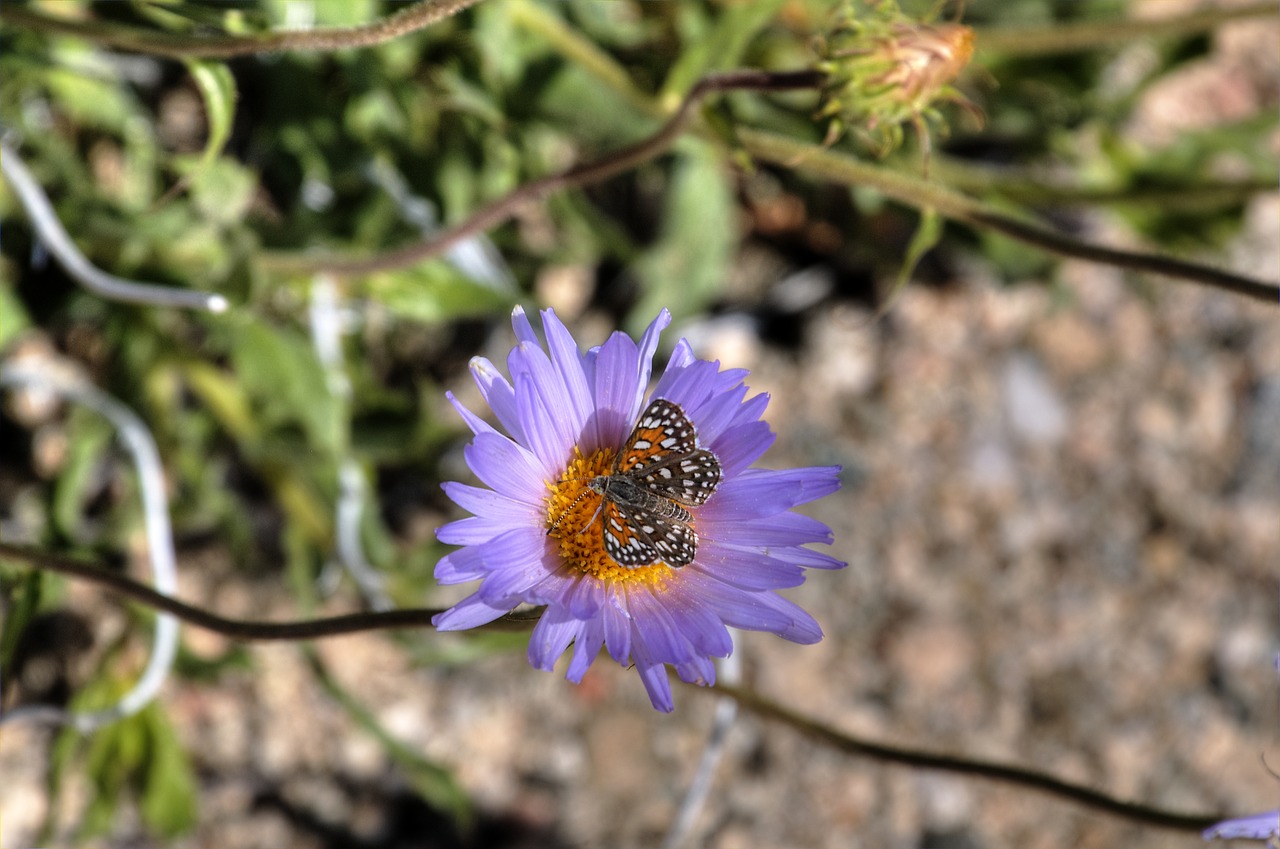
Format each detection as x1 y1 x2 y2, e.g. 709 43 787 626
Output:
585 398 721 568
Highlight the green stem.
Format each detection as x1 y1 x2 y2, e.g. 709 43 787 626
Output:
974 0 1275 56
0 0 485 59
931 157 1276 210
737 128 1279 304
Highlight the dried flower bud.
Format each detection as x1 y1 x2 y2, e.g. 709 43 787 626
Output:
815 0 981 163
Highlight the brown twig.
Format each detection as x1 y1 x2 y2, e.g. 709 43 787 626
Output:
0 0 484 60
258 69 827 277
0 542 539 638
1 539 1228 833
710 681 1224 833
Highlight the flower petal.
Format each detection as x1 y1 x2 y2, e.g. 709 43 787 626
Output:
591 330 642 449
528 607 580 671
468 358 523 441
442 481 540 523
433 593 513 630
542 309 595 444
464 432 548 504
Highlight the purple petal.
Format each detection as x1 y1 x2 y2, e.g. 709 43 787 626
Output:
701 511 834 547
442 481 540 524
662 589 733 657
515 371 574 478
433 593 512 630
710 420 775 477
673 653 717 686
651 339 694 398
591 330 642 449
601 592 633 664
632 309 671 418
685 382 748 446
677 570 824 643
468 358 523 441
541 310 595 443
511 305 539 346
1203 811 1280 841
692 541 806 589
567 617 606 682
656 359 720 415
528 608 580 671
701 467 841 521
436 515 511 546
434 545 487 584
630 641 675 712
476 528 554 604
779 545 847 570
446 391 497 437
627 588 697 665
464 432 546 503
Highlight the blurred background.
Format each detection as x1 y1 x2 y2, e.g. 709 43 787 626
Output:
0 0 1277 847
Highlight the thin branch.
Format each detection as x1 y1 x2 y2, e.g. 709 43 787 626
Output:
0 537 1230 833
258 69 827 277
709 681 1224 833
1 138 228 313
735 128 1280 304
0 0 485 60
967 210 1279 301
0 541 540 638
975 1 1276 56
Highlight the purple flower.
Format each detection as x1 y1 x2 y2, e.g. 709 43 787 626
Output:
1203 811 1280 841
434 307 844 711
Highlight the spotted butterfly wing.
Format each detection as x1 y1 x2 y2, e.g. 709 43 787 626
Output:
634 449 721 507
615 399 721 506
600 499 699 567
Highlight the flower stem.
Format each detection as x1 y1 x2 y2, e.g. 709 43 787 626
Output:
973 0 1275 56
708 681 1221 833
0 0 485 59
737 128 1279 304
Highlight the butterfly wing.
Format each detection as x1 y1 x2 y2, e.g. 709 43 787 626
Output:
615 399 699 475
601 499 699 568
632 449 721 506
599 499 660 567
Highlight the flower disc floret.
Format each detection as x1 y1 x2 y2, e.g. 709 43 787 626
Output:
545 448 674 586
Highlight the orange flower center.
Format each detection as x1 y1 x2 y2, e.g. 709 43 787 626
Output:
545 448 675 587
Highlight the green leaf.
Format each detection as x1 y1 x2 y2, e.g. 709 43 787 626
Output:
182 60 238 178
78 701 198 839
0 277 32 348
0 571 43 674
227 319 343 455
181 156 258 227
139 705 200 837
893 207 944 293
52 411 114 541
361 266 516 324
628 140 736 333
661 0 789 101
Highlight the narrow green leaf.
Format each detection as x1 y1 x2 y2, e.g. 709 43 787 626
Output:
362 267 515 324
628 140 736 333
0 572 43 673
140 705 199 837
183 60 238 177
894 207 944 293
